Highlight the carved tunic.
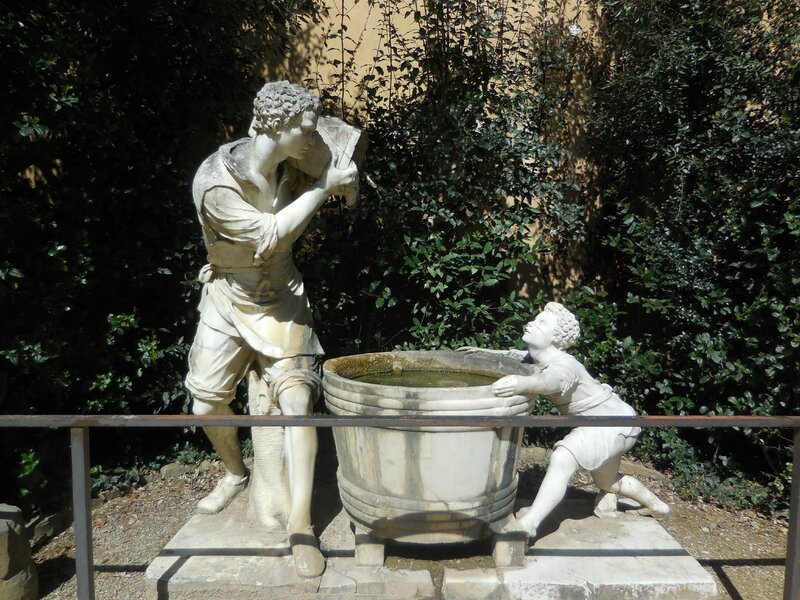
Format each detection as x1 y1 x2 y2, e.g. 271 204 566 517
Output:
191 139 323 360
544 358 640 471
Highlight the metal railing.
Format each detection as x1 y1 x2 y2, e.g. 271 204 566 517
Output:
1 413 798 600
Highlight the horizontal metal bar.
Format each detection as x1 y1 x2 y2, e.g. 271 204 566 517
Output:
4 412 797 600
0 414 798 429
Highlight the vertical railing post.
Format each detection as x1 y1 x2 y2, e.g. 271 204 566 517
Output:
70 427 95 600
785 428 800 600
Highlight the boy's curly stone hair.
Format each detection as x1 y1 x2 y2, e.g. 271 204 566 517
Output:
543 302 581 350
252 81 322 133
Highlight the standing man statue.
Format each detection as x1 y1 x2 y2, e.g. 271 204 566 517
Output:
185 81 357 577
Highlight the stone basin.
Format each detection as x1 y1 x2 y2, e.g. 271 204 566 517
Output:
322 350 533 545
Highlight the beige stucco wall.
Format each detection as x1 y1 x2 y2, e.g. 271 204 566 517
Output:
265 1 600 296
263 1 418 122
266 1 595 112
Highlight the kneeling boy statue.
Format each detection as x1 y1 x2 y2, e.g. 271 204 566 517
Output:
485 302 669 540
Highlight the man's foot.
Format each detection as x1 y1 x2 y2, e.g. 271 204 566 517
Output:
197 472 248 514
289 526 325 578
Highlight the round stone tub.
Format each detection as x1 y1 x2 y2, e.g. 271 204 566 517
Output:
323 350 533 544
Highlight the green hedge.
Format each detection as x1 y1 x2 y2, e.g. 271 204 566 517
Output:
304 0 800 511
0 0 317 511
570 0 799 510
1 0 797 513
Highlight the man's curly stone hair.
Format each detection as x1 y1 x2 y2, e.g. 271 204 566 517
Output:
543 302 581 350
252 81 322 133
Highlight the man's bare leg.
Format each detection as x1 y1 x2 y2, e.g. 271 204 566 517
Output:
278 385 324 578
194 400 249 514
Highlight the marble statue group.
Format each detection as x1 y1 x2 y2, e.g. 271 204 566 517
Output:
183 81 668 578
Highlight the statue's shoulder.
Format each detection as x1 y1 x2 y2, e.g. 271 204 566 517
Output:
547 351 581 372
192 139 249 202
542 353 583 393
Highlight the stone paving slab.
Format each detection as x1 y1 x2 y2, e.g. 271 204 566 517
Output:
144 496 435 600
443 507 717 600
145 497 715 599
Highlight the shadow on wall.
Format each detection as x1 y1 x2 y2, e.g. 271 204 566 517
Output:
261 0 418 121
261 1 626 300
260 6 328 91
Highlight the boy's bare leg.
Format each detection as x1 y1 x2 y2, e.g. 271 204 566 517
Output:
518 446 579 539
592 461 670 517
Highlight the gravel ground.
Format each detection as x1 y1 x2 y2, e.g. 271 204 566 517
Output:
662 500 788 600
35 466 215 599
34 440 789 600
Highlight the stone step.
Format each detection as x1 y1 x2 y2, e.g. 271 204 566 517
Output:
145 498 715 599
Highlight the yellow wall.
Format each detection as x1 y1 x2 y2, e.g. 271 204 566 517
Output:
266 1 596 115
265 1 601 295
264 1 418 123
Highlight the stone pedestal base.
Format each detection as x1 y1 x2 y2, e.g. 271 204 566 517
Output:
443 502 717 599
145 499 716 600
144 495 433 600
